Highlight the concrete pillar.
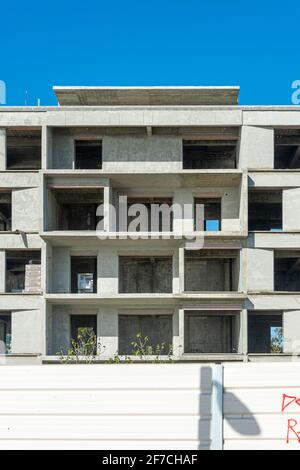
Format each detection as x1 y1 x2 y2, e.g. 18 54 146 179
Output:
178 246 185 293
283 188 300 231
172 308 181 357
0 128 6 170
239 126 274 169
52 247 70 293
178 307 185 354
52 133 74 169
283 310 300 354
11 309 44 354
239 309 248 355
173 189 194 235
103 181 113 232
246 248 274 292
0 250 5 293
221 187 240 231
98 308 118 357
98 247 118 294
172 249 179 293
11 187 40 231
42 126 53 169
51 308 70 354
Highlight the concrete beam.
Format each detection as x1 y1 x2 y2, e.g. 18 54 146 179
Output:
0 128 6 170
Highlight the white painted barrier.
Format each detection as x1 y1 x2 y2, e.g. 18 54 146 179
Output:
0 364 218 450
0 363 300 450
223 363 300 450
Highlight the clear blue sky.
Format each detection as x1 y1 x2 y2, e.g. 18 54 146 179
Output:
1 0 299 106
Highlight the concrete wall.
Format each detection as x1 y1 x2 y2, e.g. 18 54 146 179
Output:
283 188 300 231
0 128 6 170
103 136 182 172
246 248 274 292
239 126 274 169
11 309 44 354
11 188 40 232
50 306 70 354
52 130 74 169
283 310 300 353
52 248 70 293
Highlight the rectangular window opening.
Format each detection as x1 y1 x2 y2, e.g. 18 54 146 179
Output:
118 314 173 356
248 312 283 353
274 129 300 169
71 256 97 293
75 140 102 169
6 129 41 170
183 140 237 169
184 249 238 292
194 197 221 231
119 256 173 293
0 192 11 231
47 187 104 230
6 250 41 293
0 313 11 354
248 190 282 231
184 311 239 354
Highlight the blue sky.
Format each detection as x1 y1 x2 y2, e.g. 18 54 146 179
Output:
1 0 299 106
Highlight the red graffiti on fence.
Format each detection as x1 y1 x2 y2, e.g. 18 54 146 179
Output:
281 394 300 443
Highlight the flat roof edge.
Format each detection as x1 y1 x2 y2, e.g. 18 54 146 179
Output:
53 85 240 106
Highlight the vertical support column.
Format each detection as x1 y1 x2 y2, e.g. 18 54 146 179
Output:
178 306 184 355
178 245 185 293
98 308 118 357
172 307 181 357
172 249 179 293
103 180 112 232
52 247 70 293
41 241 53 294
211 364 223 450
0 250 5 293
0 128 6 170
173 189 194 236
42 126 52 169
98 247 118 294
238 126 274 170
239 309 248 356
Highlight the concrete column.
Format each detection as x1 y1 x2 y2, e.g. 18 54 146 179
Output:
178 246 185 293
173 189 194 235
239 309 248 355
283 310 300 354
11 187 40 231
103 181 113 232
98 308 118 357
239 126 274 169
0 251 5 293
246 248 274 292
51 307 70 354
12 309 44 354
238 248 247 292
172 249 179 293
0 128 6 170
221 187 240 232
98 247 118 294
178 307 185 354
42 126 53 169
283 188 300 231
172 308 181 357
52 247 70 293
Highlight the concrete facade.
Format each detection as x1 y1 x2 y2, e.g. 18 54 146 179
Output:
1 86 300 363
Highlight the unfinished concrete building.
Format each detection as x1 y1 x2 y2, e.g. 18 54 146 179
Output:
1 86 300 363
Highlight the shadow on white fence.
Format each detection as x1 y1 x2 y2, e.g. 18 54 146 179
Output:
0 363 299 449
